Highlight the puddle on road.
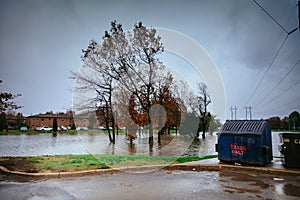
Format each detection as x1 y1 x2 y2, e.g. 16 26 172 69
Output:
283 183 300 197
250 180 270 189
219 171 300 198
219 171 270 190
219 171 273 196
224 185 260 194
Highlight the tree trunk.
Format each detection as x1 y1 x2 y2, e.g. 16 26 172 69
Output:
107 128 113 143
112 129 115 143
149 122 153 145
202 132 206 140
158 130 161 145
106 118 114 144
130 136 133 144
202 117 206 140
149 140 153 156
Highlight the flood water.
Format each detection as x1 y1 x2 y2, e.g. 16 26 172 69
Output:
0 131 282 157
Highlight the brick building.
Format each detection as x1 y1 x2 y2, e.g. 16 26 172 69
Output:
26 114 73 130
73 112 99 129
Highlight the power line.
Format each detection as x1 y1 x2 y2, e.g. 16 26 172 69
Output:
262 79 300 106
254 59 300 108
252 0 289 34
255 97 300 116
244 34 289 105
245 1 299 106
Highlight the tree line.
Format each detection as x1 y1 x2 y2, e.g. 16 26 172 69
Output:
268 111 300 130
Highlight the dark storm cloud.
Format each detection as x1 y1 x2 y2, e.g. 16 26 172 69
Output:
0 0 299 120
0 0 84 114
204 0 299 70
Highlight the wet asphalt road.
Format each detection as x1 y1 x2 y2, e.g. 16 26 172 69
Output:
0 170 300 200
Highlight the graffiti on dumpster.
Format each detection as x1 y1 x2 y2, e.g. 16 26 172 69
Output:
230 144 246 156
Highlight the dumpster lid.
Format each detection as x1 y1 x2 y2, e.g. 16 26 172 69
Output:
219 120 269 135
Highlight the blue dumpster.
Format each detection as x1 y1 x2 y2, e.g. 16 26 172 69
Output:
216 120 272 165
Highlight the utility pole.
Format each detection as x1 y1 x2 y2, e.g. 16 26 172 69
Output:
244 106 253 120
244 106 248 120
234 106 237 120
230 106 238 120
248 106 253 120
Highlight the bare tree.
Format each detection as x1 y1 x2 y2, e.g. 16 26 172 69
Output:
72 21 167 145
196 82 211 139
117 22 164 145
71 61 117 143
185 82 211 139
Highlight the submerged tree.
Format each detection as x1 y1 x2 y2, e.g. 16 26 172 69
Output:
197 83 211 139
73 20 214 148
53 118 58 133
153 74 182 143
187 82 211 139
73 21 173 145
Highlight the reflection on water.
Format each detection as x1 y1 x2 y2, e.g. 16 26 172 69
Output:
127 143 136 155
219 171 300 198
0 132 282 157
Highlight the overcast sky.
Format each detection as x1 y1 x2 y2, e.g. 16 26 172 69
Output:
0 0 299 121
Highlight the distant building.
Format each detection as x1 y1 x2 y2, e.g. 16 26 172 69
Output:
73 112 90 128
6 115 26 130
26 113 73 130
73 111 99 129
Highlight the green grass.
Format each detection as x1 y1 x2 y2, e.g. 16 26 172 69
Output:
94 154 177 166
21 154 217 172
24 154 109 172
25 157 45 163
0 130 39 135
175 155 218 163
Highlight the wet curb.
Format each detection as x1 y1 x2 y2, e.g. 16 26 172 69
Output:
163 164 300 177
1 163 300 178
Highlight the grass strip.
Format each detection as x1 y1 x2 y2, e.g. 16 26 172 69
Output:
175 155 218 163
21 154 217 172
